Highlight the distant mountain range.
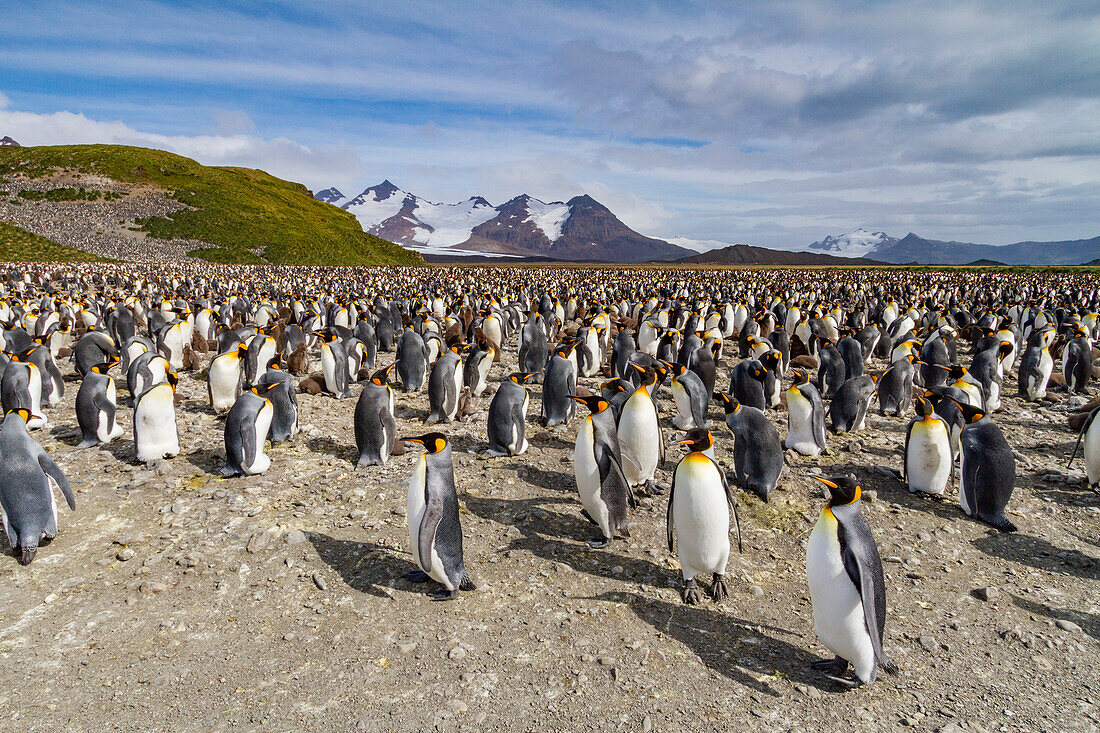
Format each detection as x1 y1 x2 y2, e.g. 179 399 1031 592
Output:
677 244 884 266
807 228 1100 265
315 182 691 263
0 136 20 147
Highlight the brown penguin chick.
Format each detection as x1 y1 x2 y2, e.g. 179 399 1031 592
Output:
57 347 73 360
444 321 465 349
267 322 285 352
287 342 309 375
180 343 199 371
456 387 475 421
298 374 325 395
277 307 293 322
191 329 210 353
790 354 819 370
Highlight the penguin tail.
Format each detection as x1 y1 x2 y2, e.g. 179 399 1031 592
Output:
459 570 477 592
880 657 899 675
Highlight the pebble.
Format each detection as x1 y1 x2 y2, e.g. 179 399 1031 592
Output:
919 636 937 652
974 586 999 602
748 585 764 597
246 530 271 553
397 641 418 654
141 581 168 594
312 573 328 591
446 700 468 714
642 715 653 732
116 548 135 562
448 646 468 661
284 529 307 545
1055 619 1083 634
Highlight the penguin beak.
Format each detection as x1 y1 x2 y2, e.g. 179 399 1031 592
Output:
402 437 425 446
811 476 838 490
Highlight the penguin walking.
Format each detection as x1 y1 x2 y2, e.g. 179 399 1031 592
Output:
572 394 633 548
75 361 125 447
829 375 876 434
354 365 397 468
903 395 953 496
785 371 827 456
954 400 1017 531
403 433 476 601
486 373 532 457
425 347 463 424
618 365 663 493
0 409 75 565
667 429 742 604
133 377 180 463
806 475 896 687
222 387 275 476
716 394 783 501
877 355 917 417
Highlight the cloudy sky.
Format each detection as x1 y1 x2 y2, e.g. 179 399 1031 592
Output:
2 1 1098 248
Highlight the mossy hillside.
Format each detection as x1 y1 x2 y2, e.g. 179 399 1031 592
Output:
0 144 422 266
0 221 108 262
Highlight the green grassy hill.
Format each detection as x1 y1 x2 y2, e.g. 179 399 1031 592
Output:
0 144 423 266
0 221 108 262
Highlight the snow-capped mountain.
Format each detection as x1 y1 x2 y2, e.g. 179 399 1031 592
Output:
807 228 898 257
313 187 346 206
317 182 691 262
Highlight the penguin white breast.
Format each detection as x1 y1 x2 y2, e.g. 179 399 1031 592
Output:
574 418 610 536
672 456 730 580
807 512 875 673
1084 419 1100 485
907 420 951 495
618 392 659 483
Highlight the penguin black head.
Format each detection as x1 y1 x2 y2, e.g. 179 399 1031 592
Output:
371 364 394 386
267 356 282 370
813 475 861 507
761 351 781 371
949 398 987 424
236 344 248 359
791 370 809 386
166 371 179 390
914 394 933 418
948 365 967 381
250 382 280 398
570 394 610 414
997 340 1013 358
508 372 535 385
7 408 31 424
90 361 116 375
713 392 741 414
403 432 448 454
631 363 656 385
675 428 713 453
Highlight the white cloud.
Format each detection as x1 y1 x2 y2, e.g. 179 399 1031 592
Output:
0 107 362 192
0 91 9 110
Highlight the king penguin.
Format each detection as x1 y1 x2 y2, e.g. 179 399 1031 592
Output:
403 433 476 600
618 365 663 493
0 409 75 565
208 343 246 412
785 371 827 456
716 393 783 501
542 344 578 428
667 428 742 604
425 347 463 424
319 333 352 399
486 372 533 457
669 362 709 430
829 375 876 434
222 386 274 476
903 395 953 496
954 399 1017 531
354 364 397 468
75 361 125 447
806 475 896 687
257 357 298 444
571 394 633 548
133 376 180 463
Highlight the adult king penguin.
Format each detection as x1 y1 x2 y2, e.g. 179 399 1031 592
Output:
954 399 1017 531
222 386 275 477
572 394 633 548
785 371 827 457
716 393 783 501
75 361 125 447
486 373 533 457
903 395 953 496
667 429 742 604
0 409 75 565
354 365 397 468
806 475 896 687
133 375 179 463
403 433 476 601
618 365 663 493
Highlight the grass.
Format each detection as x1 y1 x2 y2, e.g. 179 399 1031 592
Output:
0 221 109 262
0 144 423 266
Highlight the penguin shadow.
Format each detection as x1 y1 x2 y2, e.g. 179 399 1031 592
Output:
48 424 83 447
307 533 424 600
589 591 838 694
395 405 430 422
462 494 670 591
1029 479 1100 509
874 480 970 525
185 449 224 475
511 464 575 494
1008 593 1100 641
970 532 1100 582
305 435 354 462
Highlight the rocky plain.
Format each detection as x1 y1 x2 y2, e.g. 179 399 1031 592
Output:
0 326 1097 733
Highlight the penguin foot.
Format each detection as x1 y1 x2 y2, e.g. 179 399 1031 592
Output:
586 536 610 549
823 672 863 688
682 579 703 605
430 589 460 602
644 479 664 496
711 574 729 601
981 514 1018 533
579 508 599 526
402 570 431 583
809 656 849 675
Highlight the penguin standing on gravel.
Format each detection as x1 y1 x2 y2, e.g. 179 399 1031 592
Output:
806 475 896 687
0 408 75 565
75 361 125 447
785 371 827 456
667 428 741 604
572 394 633 548
486 372 533 457
817 340 847 398
1018 331 1054 401
222 386 274 476
727 359 767 411
133 375 179 463
716 393 783 501
1063 327 1092 394
207 344 245 412
425 347 463 424
319 333 352 399
618 365 663 493
257 358 298 444
462 338 495 398
669 363 709 430
829 375 876 434
954 400 1017 532
244 331 276 386
903 395 953 496
403 433 476 601
542 344 578 428
354 364 397 468
396 326 429 392
877 354 917 417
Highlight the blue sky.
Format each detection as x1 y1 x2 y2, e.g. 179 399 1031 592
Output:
2 0 1098 248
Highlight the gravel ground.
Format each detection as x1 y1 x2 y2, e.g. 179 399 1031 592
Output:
0 333 1096 732
0 176 205 261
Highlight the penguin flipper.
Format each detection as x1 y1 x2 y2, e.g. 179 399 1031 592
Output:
417 494 444 577
838 523 890 674
39 453 75 510
902 421 913 482
713 457 742 553
666 471 676 553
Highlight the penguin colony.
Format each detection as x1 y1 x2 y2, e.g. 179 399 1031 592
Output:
0 261 1097 688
